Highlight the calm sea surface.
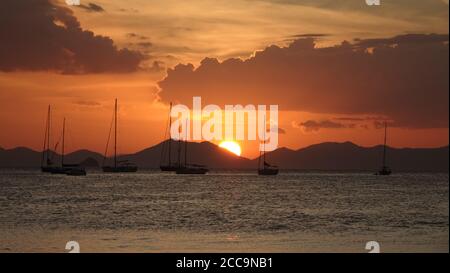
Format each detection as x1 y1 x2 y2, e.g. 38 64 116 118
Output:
0 170 448 252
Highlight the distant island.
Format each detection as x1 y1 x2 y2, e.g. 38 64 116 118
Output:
0 141 448 172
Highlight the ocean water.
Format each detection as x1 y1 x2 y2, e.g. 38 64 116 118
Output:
0 170 448 253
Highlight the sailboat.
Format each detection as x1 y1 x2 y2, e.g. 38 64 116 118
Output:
49 117 69 174
160 102 178 171
61 118 87 176
50 118 87 176
258 118 279 175
376 122 392 176
102 99 138 173
41 105 58 173
175 119 208 174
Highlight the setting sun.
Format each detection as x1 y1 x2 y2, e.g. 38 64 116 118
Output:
219 141 242 156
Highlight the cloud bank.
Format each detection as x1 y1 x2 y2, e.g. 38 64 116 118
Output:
294 120 356 132
0 0 144 73
78 2 105 13
158 34 449 128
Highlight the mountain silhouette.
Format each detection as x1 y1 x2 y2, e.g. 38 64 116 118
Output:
0 147 102 168
118 140 252 170
0 141 448 171
256 141 449 172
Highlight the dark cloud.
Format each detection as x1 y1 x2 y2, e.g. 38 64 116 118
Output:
126 33 149 40
127 33 139 38
74 100 102 107
158 34 449 128
284 33 330 43
373 120 396 129
137 42 153 48
334 116 391 127
0 0 145 73
119 8 139 13
354 33 449 48
290 33 330 38
294 120 355 132
251 0 449 19
148 61 165 73
268 126 286 134
78 3 105 13
334 117 366 122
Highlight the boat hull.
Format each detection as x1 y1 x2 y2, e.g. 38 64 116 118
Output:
258 168 279 175
66 169 87 176
376 166 392 176
41 166 55 173
42 166 87 176
160 165 179 172
102 166 138 173
50 167 69 174
176 167 208 174
376 170 392 175
41 166 66 174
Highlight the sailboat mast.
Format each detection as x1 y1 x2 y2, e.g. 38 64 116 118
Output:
177 131 182 168
168 102 172 165
263 115 266 170
47 105 51 164
258 150 261 171
184 119 188 166
114 98 118 168
41 105 50 167
62 118 65 167
382 122 387 167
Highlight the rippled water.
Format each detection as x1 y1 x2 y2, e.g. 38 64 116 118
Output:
0 170 448 252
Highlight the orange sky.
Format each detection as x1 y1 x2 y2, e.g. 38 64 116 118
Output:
0 70 447 158
0 0 448 158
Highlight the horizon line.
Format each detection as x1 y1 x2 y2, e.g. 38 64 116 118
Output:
1 140 449 161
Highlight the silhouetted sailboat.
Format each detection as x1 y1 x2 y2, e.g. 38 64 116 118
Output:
102 99 138 173
376 122 392 176
258 120 278 175
175 119 208 174
160 102 178 171
49 117 69 174
62 118 87 176
41 105 59 173
50 118 86 176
